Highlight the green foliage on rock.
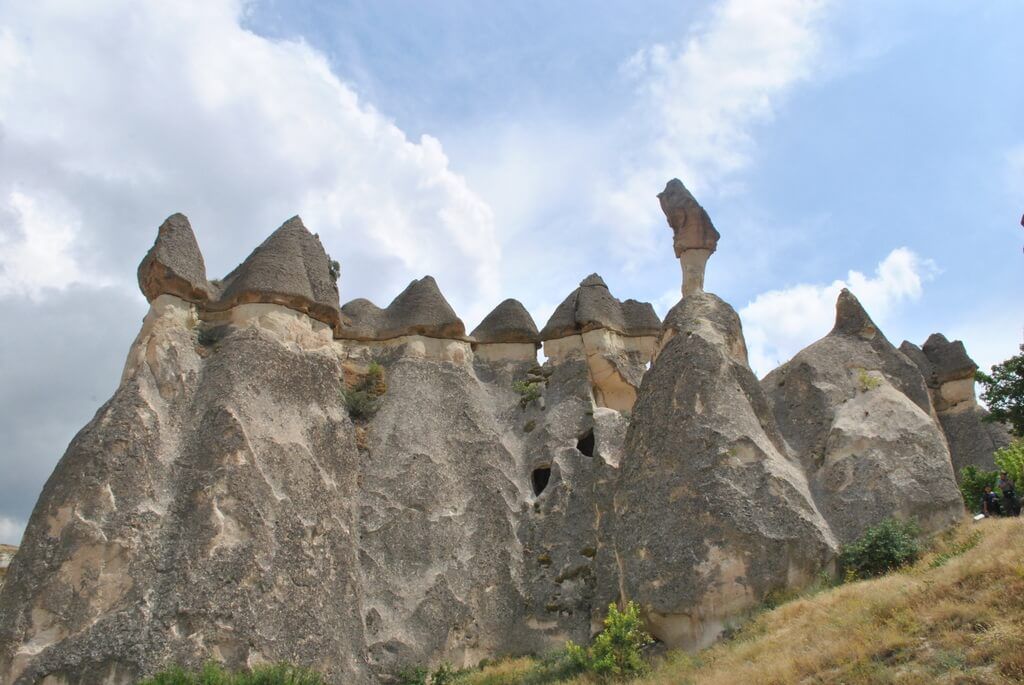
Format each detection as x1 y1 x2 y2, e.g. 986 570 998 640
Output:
138 662 324 685
959 465 1000 514
513 380 543 408
976 347 1024 436
839 517 921 580
994 438 1024 487
566 601 653 681
342 362 387 420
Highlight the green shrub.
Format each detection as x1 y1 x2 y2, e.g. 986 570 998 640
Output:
976 347 1024 436
839 518 921 580
959 465 1000 513
138 662 325 685
566 601 653 681
342 363 387 420
994 438 1024 487
513 380 543 408
397 666 428 685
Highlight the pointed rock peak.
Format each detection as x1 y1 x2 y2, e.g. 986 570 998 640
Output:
215 216 341 328
471 299 539 344
921 332 976 381
380 276 466 339
579 273 607 288
657 178 695 204
539 276 658 340
138 212 212 303
831 288 877 338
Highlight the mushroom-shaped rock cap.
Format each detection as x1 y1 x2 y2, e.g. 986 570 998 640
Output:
657 178 720 257
539 274 661 340
922 333 977 383
338 277 466 340
138 213 213 303
831 288 878 338
471 299 539 344
216 216 341 328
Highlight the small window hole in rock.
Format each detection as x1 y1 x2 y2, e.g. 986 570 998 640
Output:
576 428 595 457
532 466 552 496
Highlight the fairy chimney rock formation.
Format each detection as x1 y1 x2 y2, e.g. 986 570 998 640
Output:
658 179 720 297
340 277 467 342
900 334 1011 476
470 299 539 362
213 216 342 330
138 213 214 303
762 289 962 543
540 275 660 411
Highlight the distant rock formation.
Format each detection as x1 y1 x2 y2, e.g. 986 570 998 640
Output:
0 183 976 684
762 290 963 543
900 334 1012 477
658 179 720 296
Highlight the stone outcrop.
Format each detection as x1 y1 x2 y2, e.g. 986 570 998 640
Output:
762 290 963 543
900 334 1012 477
604 292 836 650
658 179 720 296
540 275 660 412
138 213 215 303
339 277 466 342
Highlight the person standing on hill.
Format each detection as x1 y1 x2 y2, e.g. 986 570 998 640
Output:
997 472 1019 516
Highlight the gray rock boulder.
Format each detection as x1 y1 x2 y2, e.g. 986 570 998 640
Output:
138 213 214 303
604 292 837 650
539 275 660 340
763 289 962 543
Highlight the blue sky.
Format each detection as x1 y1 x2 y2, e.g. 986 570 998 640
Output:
0 0 1021 544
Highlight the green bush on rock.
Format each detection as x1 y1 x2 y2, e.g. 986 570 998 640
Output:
839 517 921 580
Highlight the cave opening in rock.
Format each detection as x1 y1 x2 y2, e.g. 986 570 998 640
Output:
532 467 551 496
576 429 595 457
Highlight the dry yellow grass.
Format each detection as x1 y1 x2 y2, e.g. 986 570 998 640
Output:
461 517 1024 685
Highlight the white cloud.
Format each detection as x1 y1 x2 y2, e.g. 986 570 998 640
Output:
740 247 935 376
0 0 500 318
0 190 93 299
600 0 829 266
0 515 25 546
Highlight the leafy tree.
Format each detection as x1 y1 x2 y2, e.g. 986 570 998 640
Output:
959 466 1000 513
976 346 1024 436
994 438 1024 487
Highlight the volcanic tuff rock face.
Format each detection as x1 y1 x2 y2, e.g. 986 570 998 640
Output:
762 290 963 544
0 196 980 684
900 335 1011 477
604 292 837 650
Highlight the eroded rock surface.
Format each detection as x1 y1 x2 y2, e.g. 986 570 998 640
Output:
138 213 214 303
604 292 837 650
340 277 466 341
763 290 962 543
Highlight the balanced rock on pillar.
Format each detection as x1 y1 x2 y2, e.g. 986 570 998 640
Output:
658 179 720 297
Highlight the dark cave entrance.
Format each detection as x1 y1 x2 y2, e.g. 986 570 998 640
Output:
576 428 595 457
532 466 551 496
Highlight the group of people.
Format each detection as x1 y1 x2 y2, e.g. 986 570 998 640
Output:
981 471 1021 517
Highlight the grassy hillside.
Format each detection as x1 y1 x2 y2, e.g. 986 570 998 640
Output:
460 517 1024 685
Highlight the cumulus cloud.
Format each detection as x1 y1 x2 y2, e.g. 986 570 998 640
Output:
740 247 935 376
600 0 828 264
0 515 24 546
0 0 499 316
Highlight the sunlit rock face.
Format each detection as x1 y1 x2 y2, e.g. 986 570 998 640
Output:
900 335 1012 478
762 290 963 544
603 292 837 651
